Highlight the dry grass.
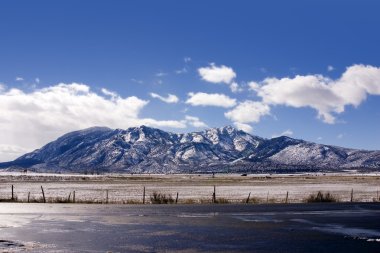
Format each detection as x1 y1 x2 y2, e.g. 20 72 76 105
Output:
0 197 18 202
182 198 197 204
1 173 379 203
150 191 175 204
214 198 230 204
305 191 338 203
123 199 142 204
243 196 261 204
74 199 103 204
47 196 71 203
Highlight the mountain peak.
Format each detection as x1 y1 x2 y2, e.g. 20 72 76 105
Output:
219 125 238 133
1 125 379 173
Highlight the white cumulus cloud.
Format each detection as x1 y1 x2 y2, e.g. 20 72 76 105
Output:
233 122 253 133
229 82 243 93
101 88 118 98
272 129 294 138
185 115 208 128
224 100 270 124
0 83 189 161
198 63 236 84
150 92 179 104
0 144 30 163
250 64 380 124
186 92 236 108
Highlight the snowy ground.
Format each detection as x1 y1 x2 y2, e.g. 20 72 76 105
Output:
0 172 379 203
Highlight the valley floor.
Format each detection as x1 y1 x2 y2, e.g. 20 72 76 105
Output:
0 172 379 204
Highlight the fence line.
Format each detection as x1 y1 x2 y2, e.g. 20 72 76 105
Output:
1 184 379 204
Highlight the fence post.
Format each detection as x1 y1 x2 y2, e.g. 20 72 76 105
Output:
285 191 289 204
73 191 76 203
175 192 179 204
28 192 30 203
41 186 46 203
106 189 109 204
68 192 71 203
246 192 251 204
212 185 216 203
11 185 14 201
143 186 146 204
350 189 354 202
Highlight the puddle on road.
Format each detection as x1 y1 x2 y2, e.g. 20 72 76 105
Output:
229 213 283 223
0 215 37 229
0 240 54 252
233 216 283 223
177 212 219 218
0 240 25 251
313 225 380 242
291 218 380 242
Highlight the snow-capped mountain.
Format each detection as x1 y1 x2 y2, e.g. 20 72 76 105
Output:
1 126 379 173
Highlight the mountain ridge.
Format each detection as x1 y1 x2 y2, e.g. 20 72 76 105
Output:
1 125 379 173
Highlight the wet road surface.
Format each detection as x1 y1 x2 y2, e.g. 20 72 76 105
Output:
0 203 380 252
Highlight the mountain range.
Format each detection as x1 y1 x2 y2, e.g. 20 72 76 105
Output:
1 125 380 173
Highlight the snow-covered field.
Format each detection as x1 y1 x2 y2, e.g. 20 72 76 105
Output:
0 172 379 203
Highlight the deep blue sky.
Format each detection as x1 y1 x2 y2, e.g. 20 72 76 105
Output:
1 0 380 156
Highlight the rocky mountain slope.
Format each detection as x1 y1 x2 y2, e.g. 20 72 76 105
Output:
1 126 379 173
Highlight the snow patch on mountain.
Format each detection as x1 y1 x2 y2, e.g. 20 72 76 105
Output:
0 125 379 173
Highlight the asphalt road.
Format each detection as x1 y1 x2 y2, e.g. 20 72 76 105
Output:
0 203 380 252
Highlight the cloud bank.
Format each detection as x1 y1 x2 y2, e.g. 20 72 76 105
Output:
233 122 253 133
249 64 380 124
150 92 179 103
186 92 236 108
0 83 191 161
198 63 236 84
224 100 271 124
185 115 208 128
272 129 294 138
2 64 380 160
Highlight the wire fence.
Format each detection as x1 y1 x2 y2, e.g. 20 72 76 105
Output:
1 184 379 204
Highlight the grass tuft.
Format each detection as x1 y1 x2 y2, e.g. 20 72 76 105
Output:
214 198 230 204
182 198 197 204
0 197 18 202
150 191 174 204
305 191 338 203
123 199 142 204
242 197 261 204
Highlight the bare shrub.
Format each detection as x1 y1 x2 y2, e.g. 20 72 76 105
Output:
150 191 174 204
305 191 338 203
